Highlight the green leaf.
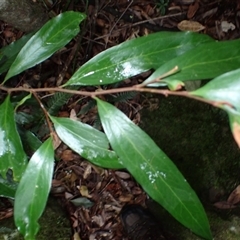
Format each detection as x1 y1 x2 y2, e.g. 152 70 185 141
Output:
18 127 42 154
144 39 240 90
14 137 54 240
0 96 27 181
191 68 240 111
50 117 122 169
14 93 32 111
0 32 34 76
15 112 35 125
23 131 42 152
0 182 16 199
63 31 213 86
0 174 18 199
96 98 212 240
4 11 86 82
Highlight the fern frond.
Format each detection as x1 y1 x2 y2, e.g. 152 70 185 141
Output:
107 91 137 103
47 92 73 115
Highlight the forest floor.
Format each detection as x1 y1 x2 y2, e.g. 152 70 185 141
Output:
0 0 240 239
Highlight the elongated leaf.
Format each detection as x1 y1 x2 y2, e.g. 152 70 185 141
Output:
96 98 212 240
0 32 34 76
4 11 86 82
18 127 42 154
14 137 54 240
191 68 240 111
0 175 18 199
0 96 27 181
144 39 240 90
63 31 213 86
0 182 16 198
51 117 122 169
15 93 32 111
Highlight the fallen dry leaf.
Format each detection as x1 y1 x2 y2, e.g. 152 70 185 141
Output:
3 29 14 38
83 164 92 179
178 20 205 32
227 185 240 205
187 1 199 19
119 193 133 202
57 111 69 117
52 132 62 150
91 215 105 227
70 109 78 120
73 232 81 240
61 149 75 161
221 21 236 32
115 171 131 180
79 185 92 198
214 201 237 209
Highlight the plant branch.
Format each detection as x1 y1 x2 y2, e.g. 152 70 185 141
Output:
136 66 180 88
0 84 229 108
31 91 54 136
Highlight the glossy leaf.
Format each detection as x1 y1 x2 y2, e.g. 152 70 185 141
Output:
22 131 42 152
191 68 240 111
0 32 34 76
14 137 54 240
51 117 122 169
4 11 86 82
144 39 240 90
96 98 212 240
15 112 35 125
0 174 18 199
0 96 27 181
18 127 42 154
63 31 213 86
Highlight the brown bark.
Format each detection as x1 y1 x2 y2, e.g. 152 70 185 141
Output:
0 0 49 33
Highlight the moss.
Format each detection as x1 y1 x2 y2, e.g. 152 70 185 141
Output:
140 95 240 198
0 197 70 240
140 94 240 239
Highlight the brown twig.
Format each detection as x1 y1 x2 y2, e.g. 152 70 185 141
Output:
56 36 80 86
108 0 133 37
31 91 55 136
136 66 180 88
0 83 229 108
93 11 184 41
